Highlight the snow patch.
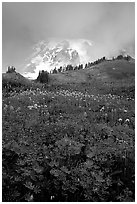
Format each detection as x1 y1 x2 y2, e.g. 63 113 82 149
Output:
23 38 93 79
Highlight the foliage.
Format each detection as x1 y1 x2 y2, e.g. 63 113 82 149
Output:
2 63 135 202
117 55 124 60
6 66 16 73
37 70 49 83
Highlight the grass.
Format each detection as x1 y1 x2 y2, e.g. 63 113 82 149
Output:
2 59 135 202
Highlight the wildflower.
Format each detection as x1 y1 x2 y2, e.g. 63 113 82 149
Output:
84 112 88 117
125 118 130 123
100 106 105 111
34 104 38 109
29 194 33 202
118 118 122 122
124 109 128 113
27 105 33 110
51 196 55 200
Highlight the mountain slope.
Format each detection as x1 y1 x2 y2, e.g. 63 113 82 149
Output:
49 59 135 83
48 59 135 97
2 72 32 94
23 39 93 79
3 72 31 84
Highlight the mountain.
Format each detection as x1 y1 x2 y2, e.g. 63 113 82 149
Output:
23 39 93 79
22 39 134 80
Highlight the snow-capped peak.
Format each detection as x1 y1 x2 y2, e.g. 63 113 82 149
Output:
23 39 93 79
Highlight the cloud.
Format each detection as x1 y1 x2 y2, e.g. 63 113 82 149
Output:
2 2 135 72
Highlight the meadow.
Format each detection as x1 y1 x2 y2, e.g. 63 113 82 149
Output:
2 59 135 201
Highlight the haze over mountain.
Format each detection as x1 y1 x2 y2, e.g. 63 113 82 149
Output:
23 39 93 79
23 38 134 79
2 2 135 75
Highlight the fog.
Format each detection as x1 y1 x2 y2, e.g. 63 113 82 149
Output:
2 2 135 72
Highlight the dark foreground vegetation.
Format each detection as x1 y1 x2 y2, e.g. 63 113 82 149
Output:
2 59 135 202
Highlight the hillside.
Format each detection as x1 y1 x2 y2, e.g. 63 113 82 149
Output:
2 59 135 202
49 59 135 97
49 59 135 83
2 71 32 87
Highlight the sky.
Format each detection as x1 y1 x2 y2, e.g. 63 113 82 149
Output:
2 2 135 73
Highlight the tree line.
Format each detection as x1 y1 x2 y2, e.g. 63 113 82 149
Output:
37 54 132 83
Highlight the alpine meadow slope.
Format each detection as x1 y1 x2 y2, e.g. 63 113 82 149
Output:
2 58 135 202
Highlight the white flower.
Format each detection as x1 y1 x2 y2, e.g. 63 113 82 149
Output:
125 118 130 122
118 118 122 122
100 106 105 111
51 195 55 200
29 194 33 201
34 104 38 108
84 112 88 117
27 105 33 110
